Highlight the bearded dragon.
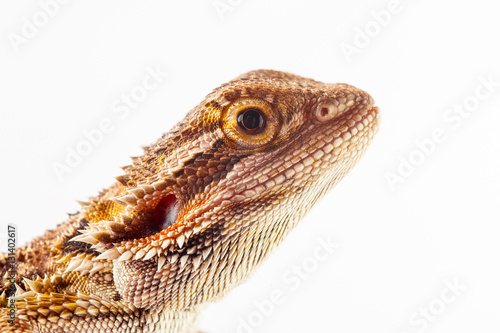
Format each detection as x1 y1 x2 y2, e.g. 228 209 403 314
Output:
0 70 379 332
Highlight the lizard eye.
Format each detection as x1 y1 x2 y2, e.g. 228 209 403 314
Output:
237 108 266 134
222 98 281 149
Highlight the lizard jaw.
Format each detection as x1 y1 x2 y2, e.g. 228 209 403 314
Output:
82 93 380 263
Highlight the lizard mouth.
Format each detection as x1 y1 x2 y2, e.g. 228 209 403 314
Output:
151 194 180 232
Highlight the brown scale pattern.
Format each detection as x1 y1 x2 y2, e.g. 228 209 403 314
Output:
0 70 379 333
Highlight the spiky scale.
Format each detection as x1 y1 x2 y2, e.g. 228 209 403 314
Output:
0 70 379 333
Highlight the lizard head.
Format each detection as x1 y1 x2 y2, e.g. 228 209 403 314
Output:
71 70 379 310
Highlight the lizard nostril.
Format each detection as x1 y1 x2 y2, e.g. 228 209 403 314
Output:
152 194 179 231
314 102 339 122
320 107 329 117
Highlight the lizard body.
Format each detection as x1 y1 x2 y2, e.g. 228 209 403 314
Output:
0 70 379 332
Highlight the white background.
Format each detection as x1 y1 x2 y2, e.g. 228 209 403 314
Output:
1 1 499 332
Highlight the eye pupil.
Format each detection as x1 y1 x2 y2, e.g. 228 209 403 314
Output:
237 108 266 134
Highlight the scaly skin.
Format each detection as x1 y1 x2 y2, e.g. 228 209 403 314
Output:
0 70 379 332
